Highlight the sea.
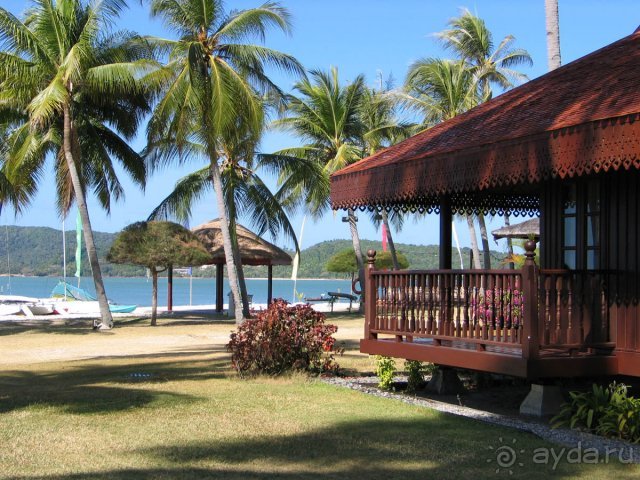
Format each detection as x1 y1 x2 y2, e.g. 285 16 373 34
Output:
0 276 354 308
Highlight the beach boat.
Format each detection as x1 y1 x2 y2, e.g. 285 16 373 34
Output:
50 281 137 314
0 294 56 316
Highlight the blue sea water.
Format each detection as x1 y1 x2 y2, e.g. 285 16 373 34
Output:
0 276 354 308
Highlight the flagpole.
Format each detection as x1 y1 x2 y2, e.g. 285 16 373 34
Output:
62 217 67 300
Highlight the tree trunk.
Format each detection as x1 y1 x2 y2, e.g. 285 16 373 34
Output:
229 215 251 318
209 161 244 323
478 213 491 269
504 214 515 269
347 208 365 312
545 0 561 70
62 103 113 330
466 215 482 269
151 268 158 326
381 210 400 270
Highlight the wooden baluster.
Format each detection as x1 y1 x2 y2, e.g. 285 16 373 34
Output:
445 274 452 336
496 275 504 342
453 274 460 337
544 276 551 346
463 273 470 338
426 274 433 335
473 275 481 339
409 274 416 333
419 274 425 334
555 275 563 344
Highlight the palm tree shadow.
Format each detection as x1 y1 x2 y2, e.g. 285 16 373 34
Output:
0 357 230 414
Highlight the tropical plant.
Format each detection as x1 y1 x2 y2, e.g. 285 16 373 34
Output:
0 0 154 329
144 0 303 323
403 11 532 269
375 355 396 390
227 299 340 376
274 67 368 300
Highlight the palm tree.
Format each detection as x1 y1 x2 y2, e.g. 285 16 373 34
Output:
147 111 319 317
545 0 562 71
359 83 412 269
433 10 533 268
144 0 303 322
0 0 153 329
274 67 368 296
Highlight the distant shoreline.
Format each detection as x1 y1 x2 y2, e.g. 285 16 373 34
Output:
0 275 349 281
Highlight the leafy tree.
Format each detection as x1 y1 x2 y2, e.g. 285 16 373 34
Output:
145 0 302 323
0 0 153 329
326 248 409 281
107 221 210 325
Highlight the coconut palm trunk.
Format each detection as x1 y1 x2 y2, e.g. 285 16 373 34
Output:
347 208 365 312
229 216 251 318
503 214 515 269
545 0 562 70
466 215 482 269
381 210 400 270
478 214 492 269
209 161 244 322
62 104 113 329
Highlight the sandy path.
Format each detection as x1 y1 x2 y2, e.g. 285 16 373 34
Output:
0 317 363 367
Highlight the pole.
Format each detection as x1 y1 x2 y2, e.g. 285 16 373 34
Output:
189 270 193 306
62 218 67 300
167 266 173 312
291 215 306 302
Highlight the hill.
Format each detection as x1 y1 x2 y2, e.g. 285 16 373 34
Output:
0 226 507 279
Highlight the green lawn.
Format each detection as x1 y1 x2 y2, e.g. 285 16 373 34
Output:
0 317 638 479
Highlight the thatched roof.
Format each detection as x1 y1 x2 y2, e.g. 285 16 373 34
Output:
191 219 292 266
491 218 540 240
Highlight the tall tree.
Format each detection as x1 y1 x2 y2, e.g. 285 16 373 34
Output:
545 0 562 71
359 84 411 270
0 0 153 329
145 0 303 323
433 10 532 268
274 67 368 296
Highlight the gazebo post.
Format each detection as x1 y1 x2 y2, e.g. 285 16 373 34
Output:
215 263 224 312
439 196 452 269
267 264 273 305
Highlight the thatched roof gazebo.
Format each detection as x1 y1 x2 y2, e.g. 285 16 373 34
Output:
192 219 292 311
491 218 540 240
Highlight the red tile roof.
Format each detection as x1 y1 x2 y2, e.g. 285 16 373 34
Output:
331 29 640 212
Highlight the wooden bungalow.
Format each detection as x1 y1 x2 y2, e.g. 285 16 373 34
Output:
330 28 640 380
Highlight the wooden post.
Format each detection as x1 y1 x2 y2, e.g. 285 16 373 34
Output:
439 196 452 269
267 264 273 305
167 266 173 312
215 263 224 312
365 250 377 340
521 240 540 361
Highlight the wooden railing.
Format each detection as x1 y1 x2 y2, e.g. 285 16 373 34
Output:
363 245 613 359
538 269 611 349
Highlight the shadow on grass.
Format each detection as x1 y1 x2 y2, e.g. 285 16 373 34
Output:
6 417 636 479
0 357 230 415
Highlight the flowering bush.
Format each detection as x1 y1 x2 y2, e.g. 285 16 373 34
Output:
470 288 524 328
227 299 341 376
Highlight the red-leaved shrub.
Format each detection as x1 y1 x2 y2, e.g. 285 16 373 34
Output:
227 299 340 376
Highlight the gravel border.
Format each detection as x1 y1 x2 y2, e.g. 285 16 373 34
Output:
321 375 640 463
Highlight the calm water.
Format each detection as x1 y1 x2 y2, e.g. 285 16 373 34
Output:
0 276 354 307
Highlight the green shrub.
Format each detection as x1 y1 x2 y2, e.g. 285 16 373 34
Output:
552 382 640 443
375 356 396 390
404 360 425 394
227 299 340 376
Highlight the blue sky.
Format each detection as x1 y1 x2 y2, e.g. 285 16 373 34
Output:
2 0 639 255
